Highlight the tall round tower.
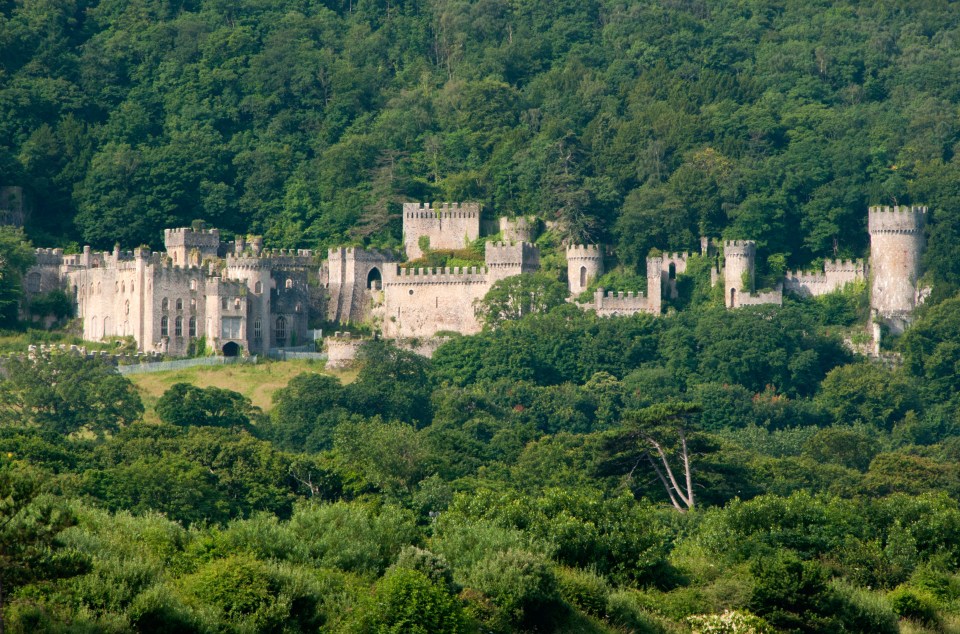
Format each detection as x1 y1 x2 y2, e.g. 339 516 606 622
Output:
566 245 604 296
869 205 926 333
723 240 756 308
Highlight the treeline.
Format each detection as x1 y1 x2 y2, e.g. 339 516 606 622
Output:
4 296 960 631
4 1 960 295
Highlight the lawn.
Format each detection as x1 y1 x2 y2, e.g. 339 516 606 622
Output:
129 359 358 423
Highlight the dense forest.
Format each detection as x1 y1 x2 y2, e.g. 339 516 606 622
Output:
4 296 960 631
5 0 960 632
3 0 960 292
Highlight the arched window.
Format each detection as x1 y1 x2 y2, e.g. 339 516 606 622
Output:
130 282 134 293
26 272 41 293
221 297 228 310
367 267 382 290
254 281 262 294
96 282 101 295
124 300 129 315
121 282 125 293
253 319 262 341
234 298 241 310
285 279 293 290
189 317 197 338
175 316 183 337
295 302 302 313
190 298 197 311
730 288 736 307
160 316 169 337
175 298 183 311
161 297 169 312
668 262 676 280
275 316 287 342
190 279 197 291
115 281 119 293
579 266 587 288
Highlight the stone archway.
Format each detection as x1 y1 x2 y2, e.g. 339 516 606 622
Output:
367 267 382 290
222 341 240 357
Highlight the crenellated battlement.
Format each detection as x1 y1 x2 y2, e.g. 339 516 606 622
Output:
724 240 756 252
566 244 603 258
387 266 489 285
402 202 481 219
33 248 64 266
485 241 539 265
786 259 866 279
868 205 926 234
590 287 657 316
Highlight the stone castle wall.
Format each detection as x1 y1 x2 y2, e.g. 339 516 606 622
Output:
403 202 481 260
567 244 604 295
784 259 867 297
381 266 490 338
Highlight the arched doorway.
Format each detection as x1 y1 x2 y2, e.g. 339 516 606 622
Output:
367 267 382 290
222 341 240 357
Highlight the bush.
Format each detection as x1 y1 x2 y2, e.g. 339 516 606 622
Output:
347 568 468 634
392 546 457 594
555 566 609 617
467 549 561 631
605 589 670 633
888 586 940 626
687 610 773 634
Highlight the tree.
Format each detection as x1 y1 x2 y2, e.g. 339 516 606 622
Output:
0 353 143 436
0 462 84 634
473 273 568 329
618 402 702 512
155 383 259 429
0 227 34 327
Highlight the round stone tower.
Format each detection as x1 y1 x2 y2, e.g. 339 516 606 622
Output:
566 245 604 296
723 240 756 308
869 205 926 333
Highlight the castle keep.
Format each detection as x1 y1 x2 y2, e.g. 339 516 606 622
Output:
26 228 312 356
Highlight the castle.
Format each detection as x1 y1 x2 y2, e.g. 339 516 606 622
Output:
22 202 927 356
25 227 313 357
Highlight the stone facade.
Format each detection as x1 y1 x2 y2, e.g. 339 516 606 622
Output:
402 202 481 260
324 247 394 324
25 228 314 357
869 205 926 334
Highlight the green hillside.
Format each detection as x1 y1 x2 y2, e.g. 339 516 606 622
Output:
4 0 960 293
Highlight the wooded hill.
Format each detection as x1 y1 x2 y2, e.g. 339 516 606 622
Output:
4 0 960 296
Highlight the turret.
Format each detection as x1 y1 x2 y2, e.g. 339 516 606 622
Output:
723 240 756 308
869 205 926 333
566 245 604 296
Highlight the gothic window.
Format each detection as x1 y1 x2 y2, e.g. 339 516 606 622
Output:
253 319 262 341
121 282 125 293
190 298 197 311
124 300 129 315
222 297 228 310
275 316 287 342
669 262 676 280
97 282 101 295
176 298 183 311
160 316 168 337
175 316 183 337
26 272 41 293
285 279 293 290
115 281 119 293
295 302 302 313
189 316 197 337
131 282 134 293
254 281 262 294
190 279 197 291
234 298 241 310
161 297 169 312
579 266 587 288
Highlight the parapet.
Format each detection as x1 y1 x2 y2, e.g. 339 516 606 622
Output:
33 248 65 266
590 288 656 316
566 244 603 259
402 201 481 219
868 205 927 234
164 227 221 246
387 266 489 285
485 241 540 266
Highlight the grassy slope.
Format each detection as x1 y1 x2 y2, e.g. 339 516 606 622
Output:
128 359 358 423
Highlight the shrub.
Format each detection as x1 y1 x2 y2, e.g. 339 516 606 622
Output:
468 549 561 631
605 589 670 633
347 568 467 634
888 585 940 626
687 610 773 634
555 566 609 617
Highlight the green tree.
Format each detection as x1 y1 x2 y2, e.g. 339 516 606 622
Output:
474 273 568 330
155 383 259 429
0 228 34 327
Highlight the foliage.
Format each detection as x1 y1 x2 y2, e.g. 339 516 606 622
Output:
0 228 34 327
155 383 259 429
474 273 568 329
